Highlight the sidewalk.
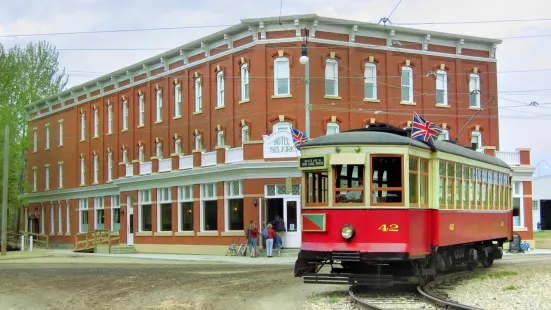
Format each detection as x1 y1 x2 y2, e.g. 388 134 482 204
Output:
42 249 298 265
503 248 551 255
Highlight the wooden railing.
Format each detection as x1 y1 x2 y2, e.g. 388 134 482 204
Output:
17 231 50 248
73 229 120 253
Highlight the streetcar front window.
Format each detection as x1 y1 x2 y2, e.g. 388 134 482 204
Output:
305 171 328 206
371 155 403 205
333 164 364 204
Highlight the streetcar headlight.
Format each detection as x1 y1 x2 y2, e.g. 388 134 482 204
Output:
341 225 355 240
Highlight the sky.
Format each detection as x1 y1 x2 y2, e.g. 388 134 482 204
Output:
0 0 550 176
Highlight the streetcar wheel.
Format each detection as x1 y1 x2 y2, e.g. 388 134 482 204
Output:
481 257 494 268
466 262 478 270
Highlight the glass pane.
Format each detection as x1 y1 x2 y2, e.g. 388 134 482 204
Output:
267 185 276 196
365 83 374 99
409 173 418 204
420 160 428 173
181 202 193 231
401 86 410 101
420 174 428 205
285 200 298 232
292 184 300 196
228 199 244 230
401 70 410 86
439 162 446 176
325 80 336 96
436 89 445 104
203 200 218 231
409 157 418 171
277 79 289 94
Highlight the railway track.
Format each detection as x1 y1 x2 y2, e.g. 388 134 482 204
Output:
349 271 484 310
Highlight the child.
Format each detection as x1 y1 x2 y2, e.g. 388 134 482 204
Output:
265 224 276 257
249 223 259 258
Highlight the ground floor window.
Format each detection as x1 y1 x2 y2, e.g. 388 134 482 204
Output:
180 202 193 231
141 204 152 231
203 200 217 231
80 211 88 232
228 199 244 231
160 203 172 231
112 208 120 231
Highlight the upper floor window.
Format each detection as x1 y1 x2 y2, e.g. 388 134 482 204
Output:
436 70 448 105
216 71 225 108
174 84 182 118
32 167 37 191
469 73 481 108
195 135 202 151
326 122 339 135
174 138 182 154
241 125 250 143
217 131 225 147
273 122 291 133
44 165 50 190
364 63 377 100
107 104 113 134
401 66 413 103
80 157 85 185
155 89 162 122
107 151 113 182
93 108 99 137
195 78 202 112
471 131 482 150
138 145 145 162
33 129 37 152
438 129 450 141
93 154 99 184
58 162 63 188
122 99 129 130
138 94 145 126
80 112 86 141
241 64 249 101
45 125 50 149
156 142 162 158
122 148 128 163
58 121 63 146
274 57 290 96
325 59 338 97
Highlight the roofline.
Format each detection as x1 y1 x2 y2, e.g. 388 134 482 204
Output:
27 13 502 110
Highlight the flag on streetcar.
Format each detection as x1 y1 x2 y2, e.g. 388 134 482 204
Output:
411 112 442 150
291 128 309 151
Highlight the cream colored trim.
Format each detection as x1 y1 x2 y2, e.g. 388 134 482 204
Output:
221 231 244 237
136 231 153 236
197 231 219 237
153 231 173 237
175 231 195 236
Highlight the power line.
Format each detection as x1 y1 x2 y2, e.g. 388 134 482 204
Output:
393 17 551 26
387 0 403 20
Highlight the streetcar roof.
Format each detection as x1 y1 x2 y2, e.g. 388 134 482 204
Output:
302 130 511 169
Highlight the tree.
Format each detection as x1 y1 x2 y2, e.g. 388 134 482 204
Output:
0 41 68 232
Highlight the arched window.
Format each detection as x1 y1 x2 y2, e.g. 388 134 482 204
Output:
240 64 249 101
156 142 162 158
469 73 481 108
436 70 448 105
401 66 413 102
325 59 338 97
364 63 377 100
241 125 249 143
216 71 224 108
438 129 450 140
217 130 225 146
274 58 290 96
471 131 482 150
195 135 202 151
326 122 340 135
272 122 291 133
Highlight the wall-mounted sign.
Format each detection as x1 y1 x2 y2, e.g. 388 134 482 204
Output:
263 131 299 158
300 156 325 168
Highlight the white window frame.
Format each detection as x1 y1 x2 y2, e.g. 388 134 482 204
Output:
174 84 182 118
58 204 62 235
174 138 182 154
156 89 163 122
58 121 64 146
195 78 202 112
325 59 338 97
45 125 50 149
80 157 85 185
401 66 413 103
138 189 152 232
93 108 99 137
326 122 340 135
44 165 50 190
241 63 249 101
273 122 291 133
438 129 450 141
217 131 225 147
78 198 88 233
216 71 225 108
156 142 162 158
107 151 113 182
157 187 172 232
33 129 38 152
364 63 377 100
122 99 129 130
122 148 128 163
200 183 218 232
138 94 145 126
66 203 70 235
195 135 202 151
111 195 121 231
58 162 63 188
436 70 448 105
512 181 524 228
80 112 86 141
471 131 482 151
107 104 113 134
93 154 99 184
469 73 481 108
177 185 194 232
224 180 244 232
41 207 45 234
50 205 55 235
94 197 104 230
274 57 290 96
138 146 144 162
241 125 249 143
32 167 37 191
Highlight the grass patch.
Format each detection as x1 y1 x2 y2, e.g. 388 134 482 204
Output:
535 231 551 249
308 290 348 304
503 284 518 291
470 269 518 280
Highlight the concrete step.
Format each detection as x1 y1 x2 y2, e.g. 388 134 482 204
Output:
256 248 299 258
107 245 137 254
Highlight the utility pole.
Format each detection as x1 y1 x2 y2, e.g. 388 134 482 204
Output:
299 28 311 138
1 125 9 256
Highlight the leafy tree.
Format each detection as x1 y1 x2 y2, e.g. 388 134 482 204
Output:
0 41 67 232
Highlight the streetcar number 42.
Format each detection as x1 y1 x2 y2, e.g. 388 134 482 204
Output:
378 224 399 232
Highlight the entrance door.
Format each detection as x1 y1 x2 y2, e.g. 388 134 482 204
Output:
127 197 134 246
283 197 301 248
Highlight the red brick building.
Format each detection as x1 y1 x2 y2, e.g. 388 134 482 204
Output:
24 14 534 254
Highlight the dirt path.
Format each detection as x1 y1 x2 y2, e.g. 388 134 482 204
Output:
0 256 334 310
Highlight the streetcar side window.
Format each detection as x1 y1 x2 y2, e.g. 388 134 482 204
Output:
371 156 403 205
409 157 428 208
333 164 364 204
305 171 328 206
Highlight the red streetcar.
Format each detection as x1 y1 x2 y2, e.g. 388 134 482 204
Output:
294 124 512 287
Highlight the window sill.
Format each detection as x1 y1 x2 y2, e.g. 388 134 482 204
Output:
173 115 182 120
79 184 86 187
80 139 86 142
469 106 481 111
170 153 182 157
215 105 225 110
136 231 153 237
363 98 380 103
93 136 99 139
131 160 140 163
32 190 37 193
150 156 159 160
153 231 173 237
65 233 71 236
57 233 64 236
137 125 145 128
215 145 229 150
33 151 37 154
175 231 195 237
435 104 451 108
324 95 342 100
93 182 99 185
58 186 63 190
49 233 55 236
513 226 528 232
106 180 113 184
400 101 417 106
193 111 203 115
271 94 292 99
192 149 205 153
197 231 219 237
221 231 244 237
239 99 250 104
45 148 50 151
121 129 128 132
118 162 130 166
154 120 162 124
106 132 113 136
58 144 63 147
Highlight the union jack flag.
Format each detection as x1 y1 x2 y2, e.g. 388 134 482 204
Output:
291 128 309 151
411 112 442 148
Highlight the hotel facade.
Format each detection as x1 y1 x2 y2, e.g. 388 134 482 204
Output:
21 14 537 254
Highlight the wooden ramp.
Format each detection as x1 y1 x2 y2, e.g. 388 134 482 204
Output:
73 230 121 253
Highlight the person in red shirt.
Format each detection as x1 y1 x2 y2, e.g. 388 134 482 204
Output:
249 223 259 258
266 224 277 257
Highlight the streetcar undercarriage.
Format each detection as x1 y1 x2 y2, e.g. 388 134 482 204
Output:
295 239 506 287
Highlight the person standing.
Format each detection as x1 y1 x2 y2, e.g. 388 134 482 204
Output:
245 220 254 255
270 215 286 249
248 223 259 258
265 224 276 257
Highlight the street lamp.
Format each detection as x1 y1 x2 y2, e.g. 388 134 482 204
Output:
300 28 311 138
535 160 548 177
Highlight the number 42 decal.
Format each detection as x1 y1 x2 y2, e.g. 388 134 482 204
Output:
378 224 399 232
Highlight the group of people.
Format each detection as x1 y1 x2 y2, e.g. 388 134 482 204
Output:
246 215 285 258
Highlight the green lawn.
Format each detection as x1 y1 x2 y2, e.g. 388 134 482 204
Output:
535 231 551 249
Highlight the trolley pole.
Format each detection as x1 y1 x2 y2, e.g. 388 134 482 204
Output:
1 125 9 256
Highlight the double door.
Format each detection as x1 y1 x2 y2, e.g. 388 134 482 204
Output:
263 197 301 248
